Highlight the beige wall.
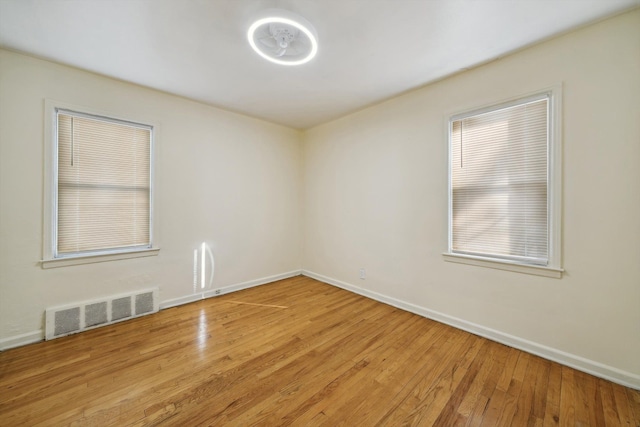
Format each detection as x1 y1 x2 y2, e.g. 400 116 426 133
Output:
1 9 638 386
0 50 302 343
302 10 640 380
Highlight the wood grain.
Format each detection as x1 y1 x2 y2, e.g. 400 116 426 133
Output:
0 276 637 426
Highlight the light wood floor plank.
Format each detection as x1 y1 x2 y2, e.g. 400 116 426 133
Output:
1 276 638 426
542 361 563 426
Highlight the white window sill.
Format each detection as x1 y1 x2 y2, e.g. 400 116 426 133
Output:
442 252 563 279
41 248 160 269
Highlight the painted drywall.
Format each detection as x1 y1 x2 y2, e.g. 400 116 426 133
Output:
0 49 302 343
1 9 638 388
302 9 640 379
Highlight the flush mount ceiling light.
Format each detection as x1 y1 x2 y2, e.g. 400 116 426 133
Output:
247 9 318 66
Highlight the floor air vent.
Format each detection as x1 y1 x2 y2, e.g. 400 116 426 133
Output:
45 288 159 340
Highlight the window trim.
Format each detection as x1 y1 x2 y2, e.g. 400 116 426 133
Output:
42 99 160 268
443 85 563 278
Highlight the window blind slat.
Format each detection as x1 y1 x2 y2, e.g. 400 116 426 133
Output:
57 113 151 255
451 98 548 264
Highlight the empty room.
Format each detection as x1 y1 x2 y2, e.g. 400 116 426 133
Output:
0 0 639 425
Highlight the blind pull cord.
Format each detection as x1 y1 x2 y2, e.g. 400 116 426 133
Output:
70 117 74 167
460 121 463 168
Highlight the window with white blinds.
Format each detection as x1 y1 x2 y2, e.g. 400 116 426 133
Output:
55 110 152 257
449 95 551 266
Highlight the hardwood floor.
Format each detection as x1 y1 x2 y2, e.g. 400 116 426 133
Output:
1 276 638 426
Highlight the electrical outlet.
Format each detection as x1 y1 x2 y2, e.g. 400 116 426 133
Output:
215 289 221 295
359 268 366 280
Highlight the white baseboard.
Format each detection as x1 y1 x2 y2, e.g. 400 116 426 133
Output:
0 330 44 351
302 269 640 391
159 269 302 310
1 270 302 351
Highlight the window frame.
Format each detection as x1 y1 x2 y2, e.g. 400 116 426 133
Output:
443 86 563 278
42 100 159 268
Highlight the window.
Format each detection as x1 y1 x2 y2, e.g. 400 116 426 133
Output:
445 90 562 278
43 103 158 267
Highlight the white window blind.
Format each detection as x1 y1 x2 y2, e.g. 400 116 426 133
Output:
450 96 549 265
56 111 152 256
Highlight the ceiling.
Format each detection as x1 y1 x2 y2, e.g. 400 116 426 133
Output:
0 0 638 129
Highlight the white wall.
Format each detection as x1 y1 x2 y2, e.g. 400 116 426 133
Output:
1 9 638 388
302 10 640 385
0 49 302 345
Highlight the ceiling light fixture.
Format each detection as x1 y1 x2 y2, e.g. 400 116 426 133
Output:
247 10 318 66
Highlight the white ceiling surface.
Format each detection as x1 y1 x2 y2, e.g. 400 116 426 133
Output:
0 1 637 129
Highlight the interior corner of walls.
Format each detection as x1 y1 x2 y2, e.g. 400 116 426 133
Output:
0 330 44 351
